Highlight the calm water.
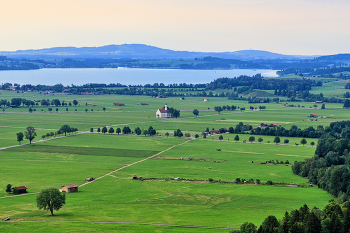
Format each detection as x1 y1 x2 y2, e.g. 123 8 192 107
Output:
0 68 278 86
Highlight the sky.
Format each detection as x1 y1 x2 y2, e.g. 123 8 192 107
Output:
0 0 349 55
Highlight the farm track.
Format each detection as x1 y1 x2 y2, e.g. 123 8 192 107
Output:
79 140 190 187
2 220 238 230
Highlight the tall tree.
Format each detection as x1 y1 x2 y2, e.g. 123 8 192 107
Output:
193 109 199 117
173 109 180 118
16 132 24 145
274 136 280 144
102 127 107 134
116 128 121 135
249 136 255 143
108 127 114 134
24 126 36 144
60 125 71 136
300 138 307 146
234 135 240 142
36 188 66 216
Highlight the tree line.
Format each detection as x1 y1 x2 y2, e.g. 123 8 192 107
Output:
292 121 350 202
0 98 79 108
231 202 350 233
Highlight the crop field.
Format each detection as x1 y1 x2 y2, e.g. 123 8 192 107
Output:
0 86 347 232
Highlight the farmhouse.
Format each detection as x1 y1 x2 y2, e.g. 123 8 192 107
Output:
141 103 149 105
179 97 185 100
203 98 210 102
86 103 93 106
156 103 171 118
113 102 125 106
315 101 323 103
61 184 78 193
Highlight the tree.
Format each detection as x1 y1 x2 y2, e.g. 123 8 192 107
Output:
97 128 101 133
258 137 263 143
165 132 169 138
48 108 52 113
56 108 59 113
108 127 114 134
321 104 325 109
60 125 71 136
234 135 239 142
260 215 279 233
135 127 142 135
25 126 36 144
300 138 307 146
6 184 12 193
284 139 289 144
219 135 223 140
90 128 93 133
42 135 46 140
240 222 257 233
228 127 234 134
103 107 106 112
116 128 121 135
311 142 315 146
66 108 68 112
274 136 280 144
36 188 66 216
122 126 131 134
29 107 33 113
193 109 199 117
85 109 88 112
16 132 24 145
249 136 255 143
143 130 148 136
173 109 180 118
73 100 78 106
102 127 107 134
195 134 199 138
214 106 223 114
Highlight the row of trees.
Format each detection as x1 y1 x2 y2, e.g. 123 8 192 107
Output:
17 125 78 145
231 202 350 233
0 98 79 108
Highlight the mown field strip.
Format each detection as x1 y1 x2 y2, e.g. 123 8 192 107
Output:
2 220 238 230
79 140 190 187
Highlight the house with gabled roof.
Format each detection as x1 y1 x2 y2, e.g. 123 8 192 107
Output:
156 103 171 118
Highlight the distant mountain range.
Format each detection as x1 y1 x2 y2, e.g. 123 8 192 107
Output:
0 44 317 61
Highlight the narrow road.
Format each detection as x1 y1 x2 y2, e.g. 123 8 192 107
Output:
79 140 190 187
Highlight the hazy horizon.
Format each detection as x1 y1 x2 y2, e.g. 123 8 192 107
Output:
1 0 349 55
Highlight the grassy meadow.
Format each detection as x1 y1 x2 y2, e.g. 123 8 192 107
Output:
0 82 348 232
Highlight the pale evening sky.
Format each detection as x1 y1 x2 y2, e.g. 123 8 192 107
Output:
0 0 349 55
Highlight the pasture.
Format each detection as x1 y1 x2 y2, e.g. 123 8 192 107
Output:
0 87 345 232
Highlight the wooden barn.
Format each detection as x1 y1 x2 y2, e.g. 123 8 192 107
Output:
15 186 28 194
61 184 78 193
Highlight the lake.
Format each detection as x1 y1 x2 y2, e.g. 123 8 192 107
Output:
0 68 278 86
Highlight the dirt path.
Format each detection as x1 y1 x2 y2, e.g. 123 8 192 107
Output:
79 140 190 187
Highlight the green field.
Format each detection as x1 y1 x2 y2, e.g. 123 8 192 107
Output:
0 88 346 232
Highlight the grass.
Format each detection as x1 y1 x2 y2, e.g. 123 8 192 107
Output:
0 88 344 232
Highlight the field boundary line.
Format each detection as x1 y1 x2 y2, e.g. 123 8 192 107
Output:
2 220 237 230
79 140 190 187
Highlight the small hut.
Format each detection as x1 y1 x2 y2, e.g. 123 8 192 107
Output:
61 184 78 193
85 177 94 182
15 186 28 194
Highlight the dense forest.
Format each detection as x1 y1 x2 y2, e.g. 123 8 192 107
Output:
231 202 350 233
292 121 350 202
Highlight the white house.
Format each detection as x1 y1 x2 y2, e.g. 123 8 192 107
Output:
156 103 171 118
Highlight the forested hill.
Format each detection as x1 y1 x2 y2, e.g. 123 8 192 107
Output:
0 44 313 60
